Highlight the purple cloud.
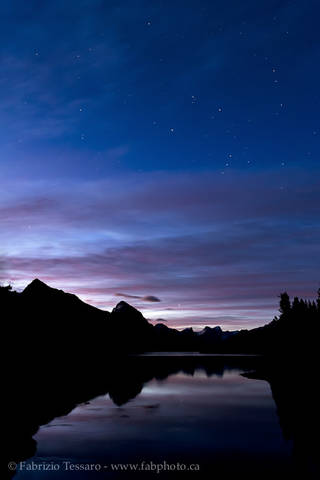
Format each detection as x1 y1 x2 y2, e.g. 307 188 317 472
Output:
1 168 319 329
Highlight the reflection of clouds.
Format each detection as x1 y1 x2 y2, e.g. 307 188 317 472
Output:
35 370 280 464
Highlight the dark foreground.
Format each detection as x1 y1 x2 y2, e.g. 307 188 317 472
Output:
2 283 320 478
3 355 320 480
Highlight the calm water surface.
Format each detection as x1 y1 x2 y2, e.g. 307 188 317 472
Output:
16 366 292 479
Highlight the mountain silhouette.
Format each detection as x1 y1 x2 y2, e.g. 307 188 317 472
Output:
22 278 109 318
1 280 319 359
1 279 242 356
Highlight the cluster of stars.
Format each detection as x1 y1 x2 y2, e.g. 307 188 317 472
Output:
25 9 314 181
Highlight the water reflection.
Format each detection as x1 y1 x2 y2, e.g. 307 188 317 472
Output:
4 356 319 479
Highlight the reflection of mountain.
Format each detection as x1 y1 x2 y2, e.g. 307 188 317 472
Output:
3 356 261 479
5 355 319 479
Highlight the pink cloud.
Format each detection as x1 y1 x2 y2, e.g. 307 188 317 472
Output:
1 168 319 329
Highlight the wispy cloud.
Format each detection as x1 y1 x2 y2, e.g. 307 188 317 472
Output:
115 292 161 302
1 168 319 328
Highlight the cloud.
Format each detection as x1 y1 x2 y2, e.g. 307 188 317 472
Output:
142 296 161 303
115 292 141 299
115 292 161 302
1 167 319 328
1 169 319 234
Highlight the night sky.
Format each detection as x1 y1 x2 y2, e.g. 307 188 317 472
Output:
1 0 319 329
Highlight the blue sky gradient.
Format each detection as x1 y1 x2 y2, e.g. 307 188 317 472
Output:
1 0 319 328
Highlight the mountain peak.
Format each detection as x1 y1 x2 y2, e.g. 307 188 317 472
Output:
30 278 47 286
113 301 135 313
198 325 223 337
111 301 151 329
23 278 52 294
112 301 145 318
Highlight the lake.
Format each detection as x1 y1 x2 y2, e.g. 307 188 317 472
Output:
14 357 295 479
